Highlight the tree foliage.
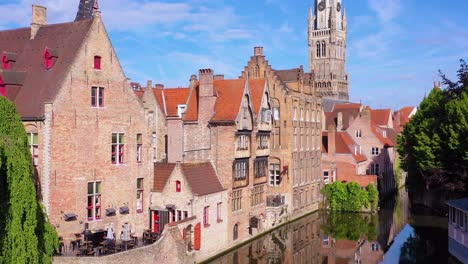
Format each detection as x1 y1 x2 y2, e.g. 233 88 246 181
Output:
0 97 58 263
398 59 468 193
321 181 379 212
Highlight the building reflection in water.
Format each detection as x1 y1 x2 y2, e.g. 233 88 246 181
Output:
208 191 410 264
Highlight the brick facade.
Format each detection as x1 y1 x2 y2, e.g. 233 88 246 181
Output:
240 47 323 219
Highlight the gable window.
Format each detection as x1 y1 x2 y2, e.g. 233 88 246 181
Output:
233 159 248 180
111 133 125 164
371 147 379 156
91 87 104 107
27 133 39 166
261 108 271 123
44 48 55 70
257 134 269 150
94 55 101 70
232 190 242 212
254 158 268 178
176 180 181 192
87 181 102 221
237 135 249 151
269 163 280 186
203 206 210 227
355 129 362 138
217 202 222 223
136 178 143 213
136 134 142 163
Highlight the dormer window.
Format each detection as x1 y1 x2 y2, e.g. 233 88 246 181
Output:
94 56 101 70
177 104 187 118
44 48 56 70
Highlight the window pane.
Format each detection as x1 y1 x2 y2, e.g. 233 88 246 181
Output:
137 178 143 189
87 196 93 207
137 134 142 144
32 133 39 145
95 182 101 194
112 133 117 144
119 134 125 144
88 182 94 195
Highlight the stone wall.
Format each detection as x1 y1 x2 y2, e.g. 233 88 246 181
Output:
53 226 192 264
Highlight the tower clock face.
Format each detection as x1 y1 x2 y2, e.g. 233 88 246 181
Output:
337 2 341 12
318 1 326 11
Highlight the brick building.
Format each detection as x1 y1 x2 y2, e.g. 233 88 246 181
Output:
151 162 228 262
0 3 153 242
174 69 273 244
324 103 396 198
241 47 323 219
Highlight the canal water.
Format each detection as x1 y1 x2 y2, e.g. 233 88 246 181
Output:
207 190 461 264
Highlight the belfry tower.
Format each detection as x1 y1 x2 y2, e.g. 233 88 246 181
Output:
308 0 349 100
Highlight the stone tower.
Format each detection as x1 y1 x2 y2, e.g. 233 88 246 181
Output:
308 0 349 100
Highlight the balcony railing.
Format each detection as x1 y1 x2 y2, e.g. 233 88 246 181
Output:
267 195 285 207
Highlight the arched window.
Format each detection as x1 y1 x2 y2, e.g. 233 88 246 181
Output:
233 223 239 240
176 180 181 192
316 42 321 58
322 41 326 57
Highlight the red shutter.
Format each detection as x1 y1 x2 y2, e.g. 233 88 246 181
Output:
194 223 201 250
2 55 9 70
0 76 5 97
182 227 186 241
44 49 53 69
94 56 101 70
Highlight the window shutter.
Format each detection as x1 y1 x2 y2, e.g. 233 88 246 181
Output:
194 223 201 250
182 227 186 241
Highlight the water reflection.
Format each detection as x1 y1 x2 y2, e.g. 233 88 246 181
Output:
207 190 457 264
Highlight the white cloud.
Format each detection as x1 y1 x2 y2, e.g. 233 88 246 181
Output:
367 0 402 24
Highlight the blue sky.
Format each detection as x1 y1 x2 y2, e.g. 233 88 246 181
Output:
1 0 467 109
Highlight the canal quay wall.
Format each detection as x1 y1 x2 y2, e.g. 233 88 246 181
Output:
53 226 192 264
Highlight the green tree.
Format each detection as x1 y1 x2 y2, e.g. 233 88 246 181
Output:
0 97 58 264
321 182 379 212
398 59 468 193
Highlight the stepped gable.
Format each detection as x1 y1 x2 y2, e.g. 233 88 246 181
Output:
0 19 93 118
181 163 224 196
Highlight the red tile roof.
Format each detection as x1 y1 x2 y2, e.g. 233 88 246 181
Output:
161 88 190 118
325 104 362 130
371 122 394 147
152 88 165 115
248 79 266 115
322 131 367 163
181 163 224 196
183 83 199 122
0 19 93 118
211 79 246 122
371 109 391 127
134 90 144 100
336 162 378 187
153 163 176 192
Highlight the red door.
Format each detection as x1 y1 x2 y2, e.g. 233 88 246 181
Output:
194 223 201 250
153 211 160 233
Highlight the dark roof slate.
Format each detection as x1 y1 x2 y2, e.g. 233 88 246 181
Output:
447 198 468 212
0 19 93 118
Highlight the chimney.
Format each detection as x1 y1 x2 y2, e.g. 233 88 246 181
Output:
147 80 153 89
155 84 164 89
337 112 343 131
214 74 224 81
328 125 336 157
254 47 264 57
189 74 197 89
31 5 47 39
199 69 214 97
